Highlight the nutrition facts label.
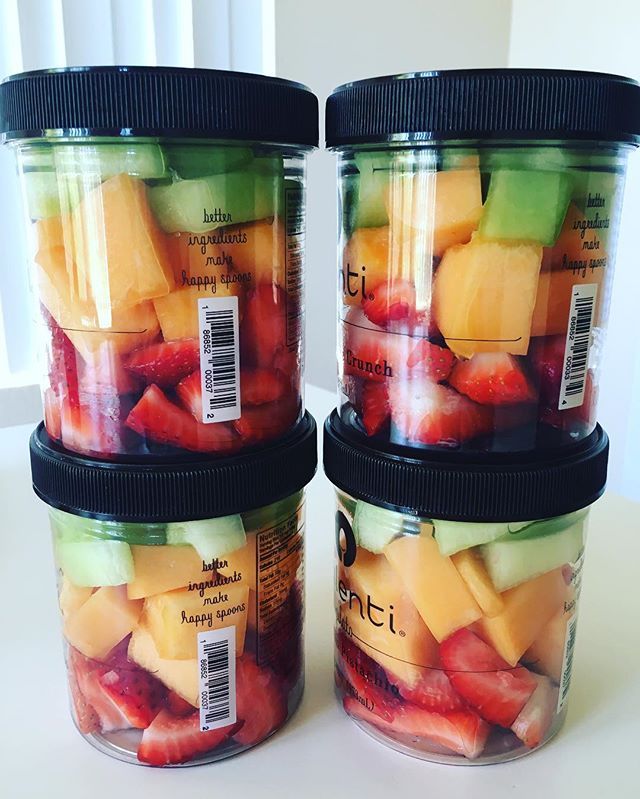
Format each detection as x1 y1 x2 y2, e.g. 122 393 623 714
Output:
284 185 305 349
256 509 304 668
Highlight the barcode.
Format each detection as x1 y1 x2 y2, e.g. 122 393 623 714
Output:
558 284 597 410
198 627 236 732
557 614 579 712
198 296 241 423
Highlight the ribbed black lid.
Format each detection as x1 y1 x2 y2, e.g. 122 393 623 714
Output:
326 69 640 146
0 66 318 146
324 411 608 521
30 413 317 522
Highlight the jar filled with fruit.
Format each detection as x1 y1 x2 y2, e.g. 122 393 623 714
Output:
324 410 608 764
326 70 640 453
1 67 317 459
30 413 316 766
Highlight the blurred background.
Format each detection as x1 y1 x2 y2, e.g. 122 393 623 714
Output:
0 0 638 500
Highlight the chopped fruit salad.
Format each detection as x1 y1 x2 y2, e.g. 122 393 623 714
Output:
52 493 305 766
338 146 624 451
335 495 586 764
22 141 305 458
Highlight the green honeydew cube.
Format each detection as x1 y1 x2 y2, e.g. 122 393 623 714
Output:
167 515 247 561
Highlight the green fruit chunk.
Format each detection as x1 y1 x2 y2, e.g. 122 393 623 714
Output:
148 166 280 233
54 143 168 180
481 146 571 173
166 515 247 560
480 169 573 246
242 491 303 533
50 508 166 545
55 539 134 587
481 513 585 591
353 500 418 554
351 153 390 229
441 148 479 170
164 144 254 178
433 519 510 556
23 170 62 219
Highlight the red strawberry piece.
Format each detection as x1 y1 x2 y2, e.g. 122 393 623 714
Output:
361 381 390 436
343 696 490 760
395 669 467 714
529 335 566 407
81 343 141 395
166 691 196 718
511 673 558 749
138 710 236 766
98 664 165 729
126 384 239 453
241 368 289 406
125 339 200 387
343 307 414 383
68 648 131 732
449 353 536 406
60 390 132 457
233 657 288 747
389 380 493 447
43 388 62 441
341 375 364 415
46 314 81 406
440 629 537 728
406 339 455 381
67 653 100 734
362 279 416 327
175 370 202 419
241 284 288 368
233 393 300 445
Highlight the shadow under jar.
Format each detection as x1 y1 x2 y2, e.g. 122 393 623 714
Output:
0 67 318 459
323 411 608 765
30 412 317 767
326 70 640 453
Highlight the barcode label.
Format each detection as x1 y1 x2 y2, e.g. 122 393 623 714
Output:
558 284 597 410
198 296 241 424
198 627 236 732
557 614 579 712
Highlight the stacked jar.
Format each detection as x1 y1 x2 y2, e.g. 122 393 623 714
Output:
323 70 640 764
1 66 318 766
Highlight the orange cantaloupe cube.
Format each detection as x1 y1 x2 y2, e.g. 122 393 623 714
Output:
128 624 199 707
58 577 93 618
153 282 244 341
478 568 567 666
64 585 143 660
338 548 440 688
144 582 249 659
451 549 504 618
69 174 174 310
530 268 604 337
127 545 205 600
386 168 483 257
217 533 257 591
433 238 543 358
384 530 482 642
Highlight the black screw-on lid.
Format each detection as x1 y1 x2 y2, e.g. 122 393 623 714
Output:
326 69 640 146
0 66 318 146
323 411 608 522
30 413 317 522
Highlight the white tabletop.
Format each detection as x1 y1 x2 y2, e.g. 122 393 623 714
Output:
1 384 638 798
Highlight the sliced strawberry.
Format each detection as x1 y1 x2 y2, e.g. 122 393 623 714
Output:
336 631 400 722
46 313 81 406
529 335 565 407
449 353 536 406
175 370 202 419
60 390 132 457
343 696 490 760
395 669 467 714
69 648 130 732
390 380 493 447
362 280 416 327
241 284 288 368
511 673 558 749
166 691 197 718
343 307 414 383
126 384 239 453
138 710 235 766
233 657 288 747
98 664 165 729
233 394 300 445
67 653 100 734
361 381 390 436
406 339 455 381
440 629 537 728
241 368 289 405
43 388 62 441
125 339 200 387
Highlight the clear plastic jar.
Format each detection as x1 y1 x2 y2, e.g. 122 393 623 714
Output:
327 71 640 453
1 67 317 459
30 413 317 766
323 410 608 765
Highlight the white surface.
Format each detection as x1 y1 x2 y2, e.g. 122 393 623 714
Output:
1 383 639 797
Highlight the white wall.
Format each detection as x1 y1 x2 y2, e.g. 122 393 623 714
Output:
275 0 513 392
509 0 640 498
